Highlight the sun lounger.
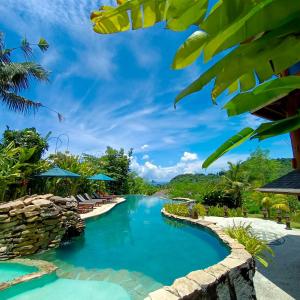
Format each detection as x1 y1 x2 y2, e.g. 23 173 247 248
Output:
83 193 104 206
75 195 95 213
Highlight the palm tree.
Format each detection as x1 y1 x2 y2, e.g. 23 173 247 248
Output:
0 33 61 119
222 161 249 208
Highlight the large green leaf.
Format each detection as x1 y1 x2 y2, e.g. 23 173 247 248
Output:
202 128 254 168
252 114 300 141
224 76 300 117
175 30 300 105
203 0 300 61
91 0 208 34
172 30 208 69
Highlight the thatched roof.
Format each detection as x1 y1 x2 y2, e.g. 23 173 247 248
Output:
257 170 300 195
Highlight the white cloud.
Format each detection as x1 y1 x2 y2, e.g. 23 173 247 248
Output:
181 152 198 162
131 152 249 182
141 144 149 150
142 154 150 160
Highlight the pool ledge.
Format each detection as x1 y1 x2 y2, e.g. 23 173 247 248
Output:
0 258 57 291
80 197 126 220
146 209 256 300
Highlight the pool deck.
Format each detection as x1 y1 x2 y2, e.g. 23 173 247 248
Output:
204 216 300 300
80 197 126 220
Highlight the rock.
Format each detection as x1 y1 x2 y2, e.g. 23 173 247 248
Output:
24 205 39 213
32 199 52 207
148 288 179 300
24 210 40 218
0 194 84 260
0 203 12 213
9 209 24 216
173 277 199 298
10 200 24 210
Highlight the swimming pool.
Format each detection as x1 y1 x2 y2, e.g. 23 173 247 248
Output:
2 196 229 299
0 263 38 283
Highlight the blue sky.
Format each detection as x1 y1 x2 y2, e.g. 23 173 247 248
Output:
0 0 293 181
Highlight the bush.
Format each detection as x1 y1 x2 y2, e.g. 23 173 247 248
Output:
203 190 237 208
192 203 206 218
228 207 243 217
207 205 224 217
164 203 190 217
225 222 274 267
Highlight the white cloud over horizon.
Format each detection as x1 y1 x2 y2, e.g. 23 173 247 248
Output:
131 152 249 182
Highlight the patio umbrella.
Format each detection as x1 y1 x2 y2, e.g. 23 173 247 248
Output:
87 173 115 181
36 166 81 178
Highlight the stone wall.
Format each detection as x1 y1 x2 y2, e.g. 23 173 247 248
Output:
0 194 84 260
146 210 256 300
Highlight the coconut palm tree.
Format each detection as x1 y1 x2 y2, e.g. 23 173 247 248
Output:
0 33 61 119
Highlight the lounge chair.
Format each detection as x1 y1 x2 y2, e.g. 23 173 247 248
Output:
83 193 104 207
75 195 95 213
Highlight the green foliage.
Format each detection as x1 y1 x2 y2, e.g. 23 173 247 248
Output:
168 173 221 202
101 147 133 195
192 203 206 217
128 172 158 195
1 127 49 163
207 205 224 217
164 203 190 217
0 142 48 201
225 223 274 267
91 0 208 34
0 33 50 114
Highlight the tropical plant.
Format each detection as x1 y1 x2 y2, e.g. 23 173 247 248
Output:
1 127 50 163
90 0 300 167
222 161 249 207
0 33 51 112
0 142 47 201
261 194 290 218
164 202 190 217
225 222 274 267
101 147 133 194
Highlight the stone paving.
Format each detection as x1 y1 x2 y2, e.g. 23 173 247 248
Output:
205 216 300 300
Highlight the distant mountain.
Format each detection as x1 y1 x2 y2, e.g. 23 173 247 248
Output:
169 173 220 184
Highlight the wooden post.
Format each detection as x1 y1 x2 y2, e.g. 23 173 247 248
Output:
287 93 300 170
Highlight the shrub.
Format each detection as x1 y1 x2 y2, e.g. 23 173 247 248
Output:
192 203 206 218
228 207 243 217
225 223 274 267
207 205 224 217
203 190 237 208
164 203 189 217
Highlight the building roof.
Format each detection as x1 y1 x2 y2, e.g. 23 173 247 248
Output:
257 169 300 195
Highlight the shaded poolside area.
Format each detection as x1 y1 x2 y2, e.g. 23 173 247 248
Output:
205 216 300 300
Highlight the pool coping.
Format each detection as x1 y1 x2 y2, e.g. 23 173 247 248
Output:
145 209 255 300
0 258 57 291
80 197 126 220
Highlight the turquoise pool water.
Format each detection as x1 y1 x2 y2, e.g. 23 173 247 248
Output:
0 263 37 283
2 196 229 299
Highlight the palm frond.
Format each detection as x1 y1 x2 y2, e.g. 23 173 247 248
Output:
0 62 49 93
0 90 42 113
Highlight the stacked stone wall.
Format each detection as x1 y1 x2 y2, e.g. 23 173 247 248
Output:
0 194 84 260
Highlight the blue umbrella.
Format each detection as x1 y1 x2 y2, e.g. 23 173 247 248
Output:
36 166 81 178
88 173 115 181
